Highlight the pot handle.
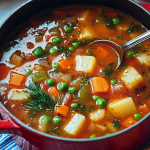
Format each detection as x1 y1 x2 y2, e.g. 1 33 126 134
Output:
0 106 20 129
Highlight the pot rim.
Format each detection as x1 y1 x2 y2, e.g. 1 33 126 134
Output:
0 0 150 143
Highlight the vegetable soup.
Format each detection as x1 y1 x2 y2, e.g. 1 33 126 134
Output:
0 5 150 138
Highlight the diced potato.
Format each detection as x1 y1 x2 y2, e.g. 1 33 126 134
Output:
95 124 107 132
34 64 44 71
89 109 105 122
79 28 95 39
108 97 137 118
75 55 96 73
64 113 85 136
120 66 143 90
137 54 150 67
9 90 29 100
106 122 117 133
10 54 23 66
78 10 89 23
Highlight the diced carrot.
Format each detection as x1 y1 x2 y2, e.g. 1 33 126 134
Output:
25 53 36 60
48 87 59 99
9 73 25 86
0 65 11 80
59 57 75 70
94 46 108 58
62 92 73 106
56 105 69 117
122 117 137 127
45 35 51 41
106 11 118 19
90 77 109 94
138 104 149 114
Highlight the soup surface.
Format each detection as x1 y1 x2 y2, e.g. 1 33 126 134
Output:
0 6 150 138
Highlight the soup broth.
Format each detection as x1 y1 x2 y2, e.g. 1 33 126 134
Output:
0 5 150 138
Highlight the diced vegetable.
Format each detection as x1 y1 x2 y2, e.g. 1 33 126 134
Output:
78 86 90 101
59 58 75 69
32 71 47 82
78 10 89 23
79 27 95 39
62 92 73 106
122 117 137 127
56 105 69 117
9 90 30 100
108 97 137 118
45 35 51 41
48 72 64 82
9 73 25 86
75 55 96 73
61 74 72 83
90 77 109 94
38 59 49 67
89 109 105 122
138 104 149 114
34 64 44 71
64 113 85 136
94 46 108 58
95 124 107 132
45 42 54 52
49 28 59 36
10 53 23 66
137 54 150 67
106 121 117 133
48 87 59 99
120 66 143 90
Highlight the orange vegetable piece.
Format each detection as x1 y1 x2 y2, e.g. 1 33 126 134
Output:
0 65 10 80
62 92 73 106
91 77 109 94
122 117 137 127
56 105 69 117
138 104 149 114
48 87 59 99
9 73 25 86
95 46 108 58
59 57 75 70
45 35 51 41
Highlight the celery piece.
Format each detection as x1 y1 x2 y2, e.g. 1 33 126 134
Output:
78 86 90 101
45 42 54 52
32 71 47 82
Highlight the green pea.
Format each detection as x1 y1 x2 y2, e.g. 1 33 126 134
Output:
93 95 100 101
104 133 111 136
52 37 61 44
33 47 43 57
43 116 51 123
65 26 72 33
71 102 78 108
68 87 76 93
112 18 120 24
134 113 142 120
90 134 96 138
97 99 106 107
69 46 74 51
72 42 79 48
111 79 117 84
46 79 55 86
137 43 143 47
59 82 68 91
50 47 57 54
127 51 134 58
53 116 61 125
24 68 32 75
53 62 59 68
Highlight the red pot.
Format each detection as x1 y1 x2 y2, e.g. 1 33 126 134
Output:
0 0 150 149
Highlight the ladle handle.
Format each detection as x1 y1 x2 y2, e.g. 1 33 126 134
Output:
122 30 150 52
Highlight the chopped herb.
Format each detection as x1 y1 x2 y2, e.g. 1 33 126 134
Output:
61 69 68 73
141 70 145 74
127 22 139 33
141 50 147 53
108 62 114 66
49 69 58 74
50 127 60 136
57 46 72 57
99 9 104 16
116 36 123 40
102 67 113 76
117 63 128 72
78 73 91 88
88 50 95 56
112 117 120 130
135 85 146 95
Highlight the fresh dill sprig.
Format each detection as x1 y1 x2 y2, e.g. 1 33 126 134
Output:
22 81 64 116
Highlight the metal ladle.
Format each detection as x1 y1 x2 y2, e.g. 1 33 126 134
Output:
88 30 150 69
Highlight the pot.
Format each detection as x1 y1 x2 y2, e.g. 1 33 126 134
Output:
0 0 150 150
